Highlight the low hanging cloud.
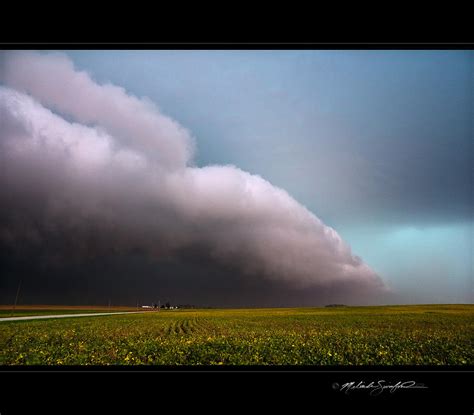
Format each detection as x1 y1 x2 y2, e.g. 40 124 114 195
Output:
0 51 388 299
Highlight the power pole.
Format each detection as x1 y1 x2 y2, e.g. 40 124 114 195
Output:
11 278 22 317
158 300 160 312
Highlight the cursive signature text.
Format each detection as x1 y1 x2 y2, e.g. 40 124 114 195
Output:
338 380 428 396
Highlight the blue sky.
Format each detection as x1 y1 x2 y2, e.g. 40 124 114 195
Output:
56 50 473 303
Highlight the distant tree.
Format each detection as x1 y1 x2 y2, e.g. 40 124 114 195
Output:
152 303 157 309
165 302 171 309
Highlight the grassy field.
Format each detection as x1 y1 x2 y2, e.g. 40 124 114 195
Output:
0 304 472 365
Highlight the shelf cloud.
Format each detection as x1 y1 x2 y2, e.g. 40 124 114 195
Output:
0 52 388 303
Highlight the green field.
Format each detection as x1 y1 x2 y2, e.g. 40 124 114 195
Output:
1 305 473 365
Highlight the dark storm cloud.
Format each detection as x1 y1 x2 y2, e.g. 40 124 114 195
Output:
0 52 388 306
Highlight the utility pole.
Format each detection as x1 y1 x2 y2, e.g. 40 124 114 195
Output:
11 278 22 317
158 300 160 312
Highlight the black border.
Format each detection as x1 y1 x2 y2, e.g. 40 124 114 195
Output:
1 42 474 49
1 365 472 412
